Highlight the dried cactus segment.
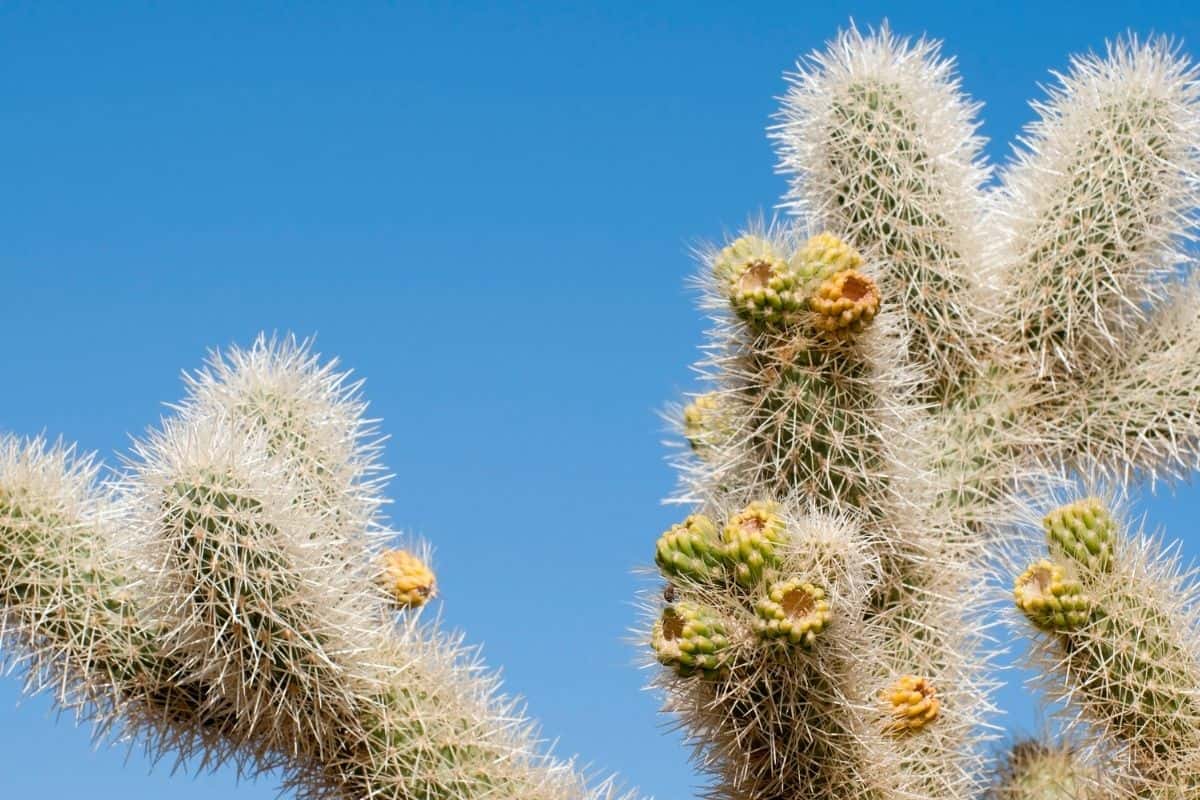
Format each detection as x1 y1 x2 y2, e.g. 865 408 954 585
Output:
753 578 832 646
1013 560 1094 632
882 674 940 734
809 269 882 333
720 501 787 587
652 602 732 679
379 549 436 608
655 514 724 585
1043 498 1115 575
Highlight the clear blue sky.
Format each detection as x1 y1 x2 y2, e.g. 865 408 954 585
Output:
2 2 1199 798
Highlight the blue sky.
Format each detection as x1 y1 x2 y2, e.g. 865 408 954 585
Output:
2 2 1199 798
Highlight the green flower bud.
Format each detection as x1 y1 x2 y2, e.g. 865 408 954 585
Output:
1014 560 1094 632
753 579 832 647
720 501 787 587
1043 498 1115 575
655 514 723 584
652 602 731 679
713 236 806 328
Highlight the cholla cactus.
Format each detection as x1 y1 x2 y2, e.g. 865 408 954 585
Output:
648 21 1200 800
1015 498 1200 797
989 740 1097 800
0 335 628 800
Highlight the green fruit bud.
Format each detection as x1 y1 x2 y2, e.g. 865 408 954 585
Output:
652 602 731 679
753 579 832 647
655 514 723 584
713 236 806 328
720 501 787 587
1043 498 1115 575
791 232 864 291
682 393 723 452
1014 560 1094 632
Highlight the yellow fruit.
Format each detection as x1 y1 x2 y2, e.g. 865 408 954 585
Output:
380 549 436 608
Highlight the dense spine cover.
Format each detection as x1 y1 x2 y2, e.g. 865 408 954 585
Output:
651 22 1200 800
1 337 626 800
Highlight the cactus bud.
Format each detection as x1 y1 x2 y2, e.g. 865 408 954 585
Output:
380 549 436 608
713 236 806 327
682 393 722 452
791 232 864 288
882 674 940 734
753 579 832 647
1043 498 1115 574
720 501 787 587
655 514 724 585
652 602 731 679
1014 560 1093 632
809 269 881 333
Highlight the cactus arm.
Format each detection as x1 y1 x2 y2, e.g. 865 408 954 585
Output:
658 225 995 800
1057 277 1200 485
0 436 248 769
774 25 993 401
994 39 1200 380
650 507 912 800
1015 500 1200 796
144 340 622 800
989 740 1098 800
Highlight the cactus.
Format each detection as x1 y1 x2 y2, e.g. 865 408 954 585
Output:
6 18 1200 800
649 21 1200 800
989 740 1097 800
0 336 629 800
1016 500 1200 796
